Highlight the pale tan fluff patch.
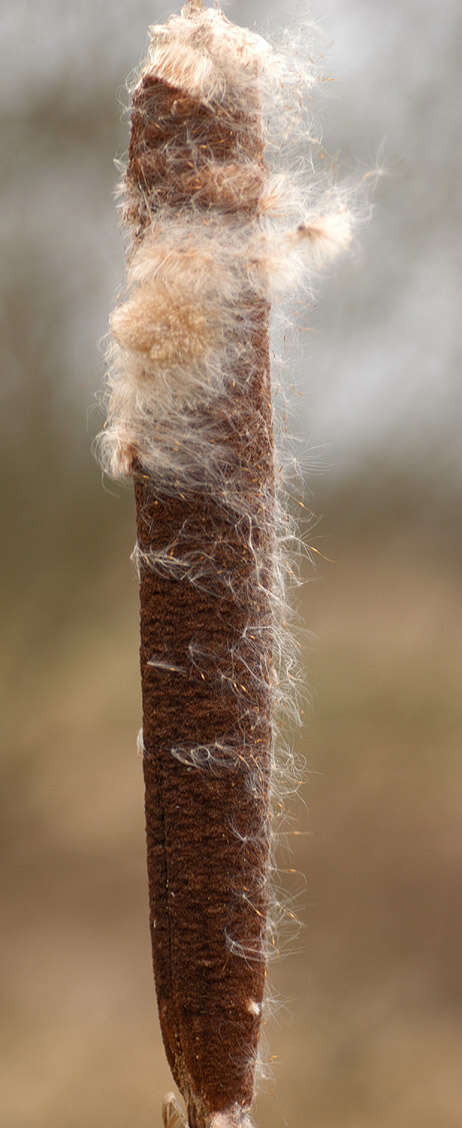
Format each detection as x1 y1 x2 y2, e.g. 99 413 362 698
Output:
111 284 213 372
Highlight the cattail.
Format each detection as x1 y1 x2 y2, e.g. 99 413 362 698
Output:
98 3 351 1126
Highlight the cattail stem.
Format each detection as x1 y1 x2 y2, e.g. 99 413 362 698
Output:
100 5 353 1125
128 47 273 1128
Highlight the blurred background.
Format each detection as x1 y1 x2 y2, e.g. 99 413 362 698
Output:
2 0 461 1125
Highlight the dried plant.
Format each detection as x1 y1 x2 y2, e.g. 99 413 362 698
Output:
98 3 352 1126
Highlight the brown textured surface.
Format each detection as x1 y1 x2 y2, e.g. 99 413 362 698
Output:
128 70 274 1125
126 75 263 227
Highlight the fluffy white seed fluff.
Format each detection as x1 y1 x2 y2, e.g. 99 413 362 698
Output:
163 1088 257 1128
142 4 272 108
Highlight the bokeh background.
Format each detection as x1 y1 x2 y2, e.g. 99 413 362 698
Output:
3 1 461 1125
